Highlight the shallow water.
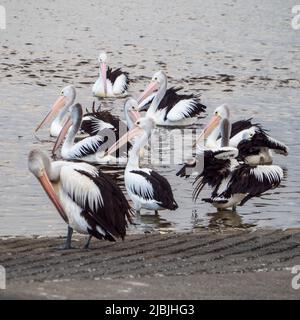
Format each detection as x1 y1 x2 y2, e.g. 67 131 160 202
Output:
0 0 300 236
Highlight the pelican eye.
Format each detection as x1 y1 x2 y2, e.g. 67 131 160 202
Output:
215 111 218 116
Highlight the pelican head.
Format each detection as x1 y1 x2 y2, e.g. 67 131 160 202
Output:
151 70 167 87
98 51 108 64
124 97 139 112
28 149 68 223
98 52 108 95
241 129 256 141
193 103 231 148
124 97 141 124
137 70 167 105
35 85 76 132
135 117 155 135
61 85 76 105
28 149 50 178
214 104 230 120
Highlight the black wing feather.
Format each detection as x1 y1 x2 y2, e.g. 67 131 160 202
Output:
81 109 120 136
237 132 288 160
223 165 283 205
107 67 129 90
80 105 132 156
229 119 254 138
157 87 206 120
76 169 133 240
72 136 108 158
130 170 178 210
192 150 232 201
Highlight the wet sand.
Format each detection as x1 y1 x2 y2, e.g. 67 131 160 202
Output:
1 229 300 299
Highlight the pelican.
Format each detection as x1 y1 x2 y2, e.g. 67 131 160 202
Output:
28 149 132 249
53 103 136 165
194 104 288 165
108 117 178 215
136 70 206 126
92 52 129 98
178 117 284 210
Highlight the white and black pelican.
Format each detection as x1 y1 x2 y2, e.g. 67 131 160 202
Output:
28 149 133 249
108 117 178 215
53 103 134 165
137 70 206 126
92 52 129 98
178 118 284 210
194 104 288 165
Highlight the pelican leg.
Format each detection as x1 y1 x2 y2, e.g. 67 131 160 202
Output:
155 210 159 216
59 226 74 250
232 205 237 212
84 235 92 250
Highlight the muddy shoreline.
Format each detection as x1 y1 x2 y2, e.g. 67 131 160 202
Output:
1 229 299 299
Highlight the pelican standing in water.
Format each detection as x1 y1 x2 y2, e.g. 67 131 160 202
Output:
194 104 288 165
178 116 284 210
92 52 129 98
107 117 178 215
28 149 132 249
137 70 206 126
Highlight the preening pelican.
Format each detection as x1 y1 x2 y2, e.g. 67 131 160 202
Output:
92 52 129 98
28 149 132 249
194 104 288 165
53 103 134 165
137 70 206 126
178 118 284 210
108 117 178 215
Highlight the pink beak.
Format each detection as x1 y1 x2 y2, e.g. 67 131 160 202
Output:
38 172 69 223
193 115 221 147
137 81 158 105
106 126 142 156
101 63 107 96
52 117 72 154
130 110 141 122
35 96 66 132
